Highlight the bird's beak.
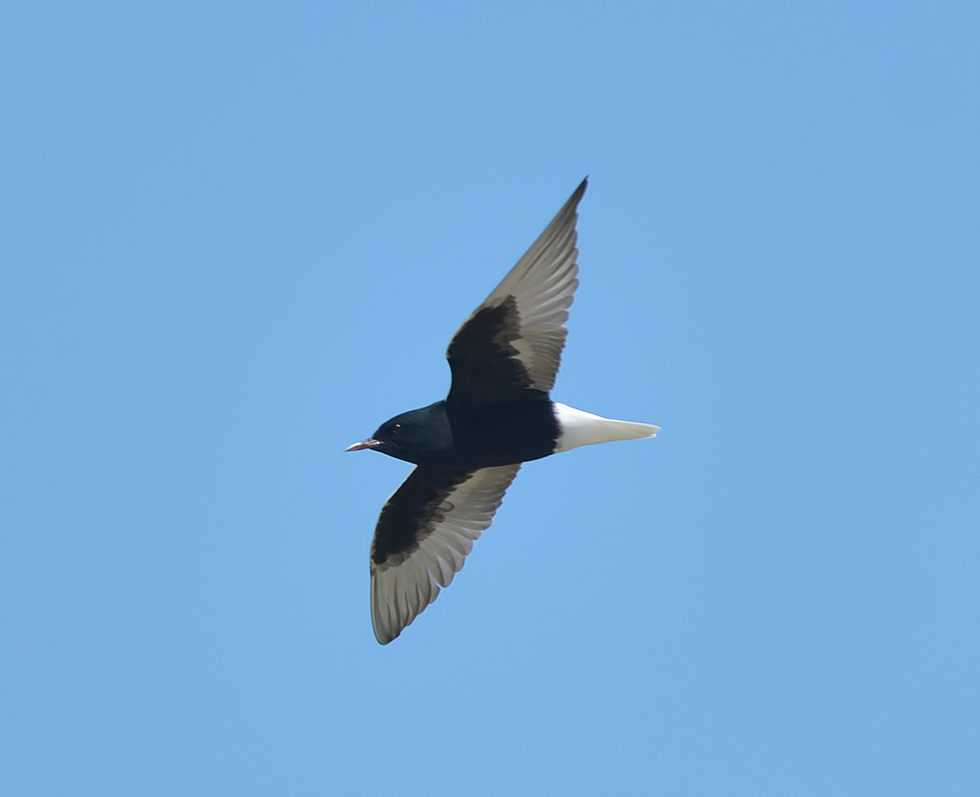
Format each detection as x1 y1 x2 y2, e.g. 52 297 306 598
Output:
345 438 381 452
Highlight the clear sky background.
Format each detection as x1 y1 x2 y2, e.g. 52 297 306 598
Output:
2 3 978 795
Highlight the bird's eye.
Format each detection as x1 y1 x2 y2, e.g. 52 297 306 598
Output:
389 423 403 435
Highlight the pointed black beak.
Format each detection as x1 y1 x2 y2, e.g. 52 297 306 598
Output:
345 438 381 452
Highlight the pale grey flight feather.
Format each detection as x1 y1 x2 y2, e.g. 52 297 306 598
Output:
370 464 522 644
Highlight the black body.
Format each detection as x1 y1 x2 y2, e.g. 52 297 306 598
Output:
368 396 560 471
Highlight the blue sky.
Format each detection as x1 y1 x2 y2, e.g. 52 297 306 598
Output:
2 2 978 794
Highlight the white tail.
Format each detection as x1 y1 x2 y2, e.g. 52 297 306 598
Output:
553 402 660 453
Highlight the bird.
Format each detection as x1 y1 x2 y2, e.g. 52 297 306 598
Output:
347 178 660 644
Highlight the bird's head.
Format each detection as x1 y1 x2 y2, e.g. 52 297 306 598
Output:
345 402 452 465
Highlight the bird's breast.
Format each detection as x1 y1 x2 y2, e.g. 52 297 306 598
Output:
445 399 559 469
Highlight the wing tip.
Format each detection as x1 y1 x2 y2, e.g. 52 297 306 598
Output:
566 176 588 213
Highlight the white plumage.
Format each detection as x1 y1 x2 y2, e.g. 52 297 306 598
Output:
553 402 660 453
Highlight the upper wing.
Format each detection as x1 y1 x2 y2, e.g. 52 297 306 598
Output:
446 178 586 408
370 463 522 644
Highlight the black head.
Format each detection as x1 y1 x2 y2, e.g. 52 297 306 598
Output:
346 401 453 465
